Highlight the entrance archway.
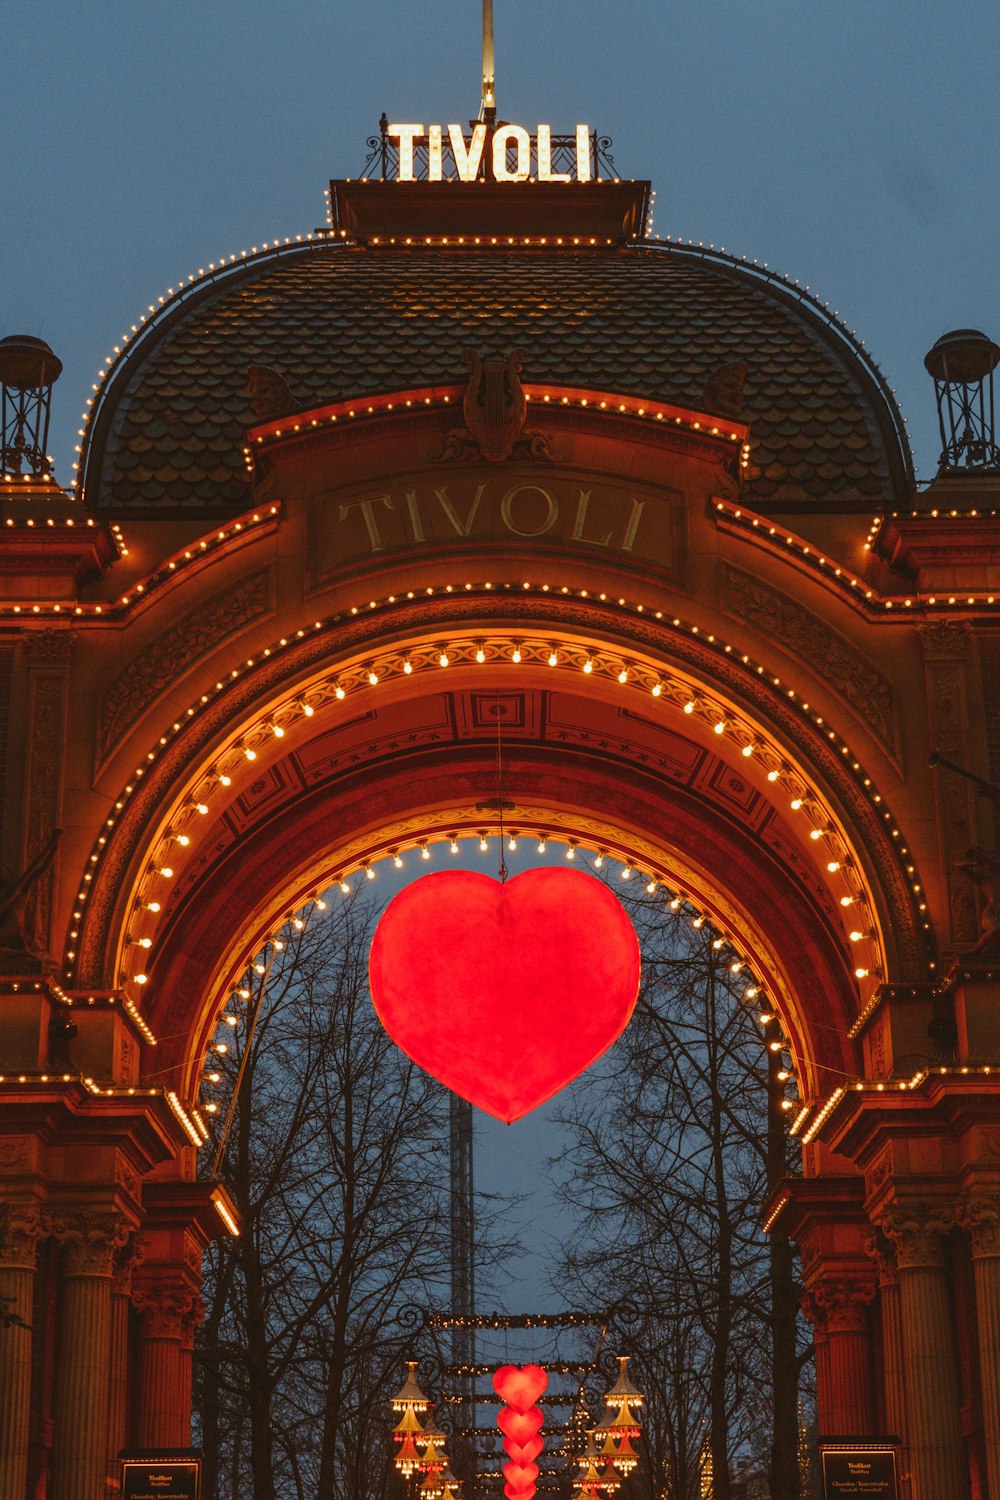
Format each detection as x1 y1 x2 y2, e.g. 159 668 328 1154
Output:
3 178 999 1500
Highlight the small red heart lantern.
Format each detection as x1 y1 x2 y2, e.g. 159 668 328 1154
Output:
504 1436 543 1466
494 1364 549 1410
369 868 640 1122
497 1406 544 1444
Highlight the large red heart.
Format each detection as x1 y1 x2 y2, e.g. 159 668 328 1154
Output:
369 868 640 1122
497 1406 543 1443
504 1436 543 1465
494 1364 549 1411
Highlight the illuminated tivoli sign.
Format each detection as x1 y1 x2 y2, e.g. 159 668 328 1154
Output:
386 123 594 182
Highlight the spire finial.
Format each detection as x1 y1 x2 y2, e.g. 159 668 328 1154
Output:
481 0 496 122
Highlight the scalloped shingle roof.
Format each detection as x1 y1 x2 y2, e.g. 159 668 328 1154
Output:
85 243 911 514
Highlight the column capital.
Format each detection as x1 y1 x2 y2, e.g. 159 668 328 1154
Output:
958 1192 1000 1258
51 1208 131 1277
0 1204 50 1269
877 1200 955 1269
111 1231 144 1295
862 1227 899 1287
132 1277 202 1340
809 1276 878 1332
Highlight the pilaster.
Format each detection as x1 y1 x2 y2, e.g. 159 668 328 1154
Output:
957 1191 1000 1500
0 1203 48 1500
49 1208 130 1500
879 1202 968 1500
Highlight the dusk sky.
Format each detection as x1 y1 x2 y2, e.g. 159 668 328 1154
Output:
5 1 999 485
5 1 998 1312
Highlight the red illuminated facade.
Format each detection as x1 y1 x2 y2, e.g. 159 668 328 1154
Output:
1 145 999 1500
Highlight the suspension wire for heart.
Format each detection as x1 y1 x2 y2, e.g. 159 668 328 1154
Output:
495 687 508 884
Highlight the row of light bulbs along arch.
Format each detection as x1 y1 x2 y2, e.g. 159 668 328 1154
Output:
110 631 888 1018
388 1355 645 1498
200 832 801 1129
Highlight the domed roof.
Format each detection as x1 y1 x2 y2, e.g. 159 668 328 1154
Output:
80 239 913 515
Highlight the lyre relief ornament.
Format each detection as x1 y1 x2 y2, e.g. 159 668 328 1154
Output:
369 867 640 1122
494 1364 548 1500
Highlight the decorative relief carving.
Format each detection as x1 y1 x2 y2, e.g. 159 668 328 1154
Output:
0 1137 32 1171
437 349 553 464
865 1145 893 1197
98 570 271 759
862 1228 899 1288
25 628 77 664
112 1234 144 1296
52 1210 131 1277
920 623 979 945
721 564 896 753
958 1194 1000 1258
21 647 70 960
878 1202 955 1270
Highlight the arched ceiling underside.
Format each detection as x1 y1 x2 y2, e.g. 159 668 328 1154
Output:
148 733 857 1103
70 595 932 1103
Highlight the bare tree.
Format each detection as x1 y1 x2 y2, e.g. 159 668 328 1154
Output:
195 888 453 1500
551 892 810 1500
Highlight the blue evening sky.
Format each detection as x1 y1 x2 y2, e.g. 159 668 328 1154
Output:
4 1 999 484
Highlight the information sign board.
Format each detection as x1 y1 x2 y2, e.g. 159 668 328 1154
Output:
121 1456 201 1500
821 1447 898 1499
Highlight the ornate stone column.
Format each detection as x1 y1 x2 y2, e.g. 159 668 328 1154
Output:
810 1277 877 1435
49 1211 129 1500
959 1193 1000 1500
132 1275 202 1449
0 1205 47 1500
881 1203 968 1500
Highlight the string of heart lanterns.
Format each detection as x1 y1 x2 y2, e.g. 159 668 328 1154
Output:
494 1364 548 1500
389 1355 645 1498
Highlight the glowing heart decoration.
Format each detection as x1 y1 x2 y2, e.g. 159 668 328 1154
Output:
369 868 641 1123
494 1364 548 1500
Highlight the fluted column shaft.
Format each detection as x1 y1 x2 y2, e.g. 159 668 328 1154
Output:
811 1277 876 1435
961 1195 1000 1500
133 1278 201 1449
866 1229 909 1466
0 1209 45 1500
49 1213 128 1500
882 1205 967 1500
107 1239 140 1495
